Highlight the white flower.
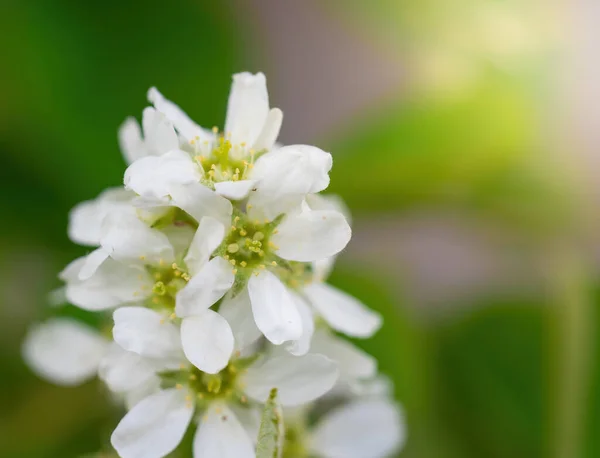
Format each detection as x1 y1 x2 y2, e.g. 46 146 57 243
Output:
110 352 338 458
176 208 350 348
124 72 332 221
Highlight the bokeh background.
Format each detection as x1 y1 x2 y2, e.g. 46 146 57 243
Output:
2 1 600 457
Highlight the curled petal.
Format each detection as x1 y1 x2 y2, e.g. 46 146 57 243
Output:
225 72 270 147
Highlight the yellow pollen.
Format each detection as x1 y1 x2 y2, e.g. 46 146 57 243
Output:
229 259 236 266
176 384 183 390
232 269 237 274
271 261 277 266
240 261 247 267
227 243 239 253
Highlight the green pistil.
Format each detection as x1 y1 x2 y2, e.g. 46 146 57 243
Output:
146 262 190 310
216 212 283 273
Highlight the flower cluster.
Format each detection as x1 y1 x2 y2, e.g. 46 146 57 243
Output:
23 72 405 458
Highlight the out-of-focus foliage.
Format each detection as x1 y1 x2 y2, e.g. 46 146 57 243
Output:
326 71 574 235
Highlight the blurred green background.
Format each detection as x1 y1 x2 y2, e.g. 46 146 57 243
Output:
2 1 599 457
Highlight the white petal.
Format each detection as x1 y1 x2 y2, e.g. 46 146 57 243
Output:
141 107 179 156
247 271 303 345
100 207 175 265
181 311 234 374
184 217 226 276
125 377 162 410
78 248 110 280
148 87 213 143
243 354 338 407
303 283 382 338
253 108 283 151
22 319 107 386
168 181 233 228
305 193 352 224
113 307 183 360
111 388 193 458
176 257 234 317
193 403 255 458
68 188 134 246
311 330 377 382
249 145 333 219
309 399 405 458
61 256 151 311
285 294 314 356
218 289 262 352
124 149 200 201
119 117 147 164
225 72 269 147
98 343 158 393
271 210 351 262
214 180 257 201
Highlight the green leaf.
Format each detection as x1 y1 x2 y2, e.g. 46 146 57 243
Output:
256 388 284 458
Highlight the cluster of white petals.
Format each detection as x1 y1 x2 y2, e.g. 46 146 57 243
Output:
23 72 405 458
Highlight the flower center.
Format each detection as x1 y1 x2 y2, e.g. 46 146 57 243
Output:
147 262 190 310
191 133 265 185
217 213 280 273
161 356 258 408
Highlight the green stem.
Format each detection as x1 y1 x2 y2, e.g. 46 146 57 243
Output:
550 245 594 458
